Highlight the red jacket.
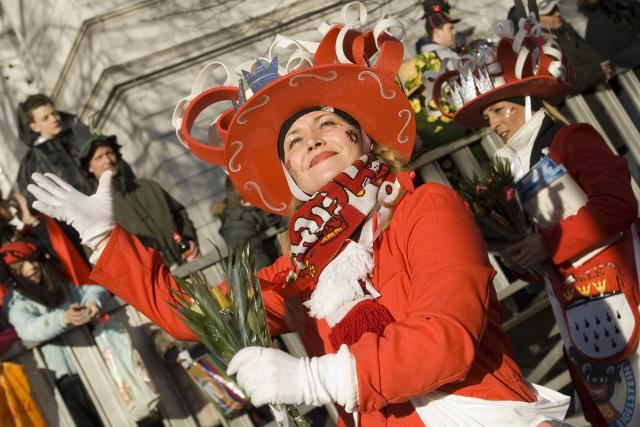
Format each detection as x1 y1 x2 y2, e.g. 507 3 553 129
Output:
541 124 638 271
91 181 535 426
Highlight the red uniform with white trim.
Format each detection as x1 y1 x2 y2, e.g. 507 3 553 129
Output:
532 124 640 427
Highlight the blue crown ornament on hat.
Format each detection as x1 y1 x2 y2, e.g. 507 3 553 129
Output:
233 57 280 110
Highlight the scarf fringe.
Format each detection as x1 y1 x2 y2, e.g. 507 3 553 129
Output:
329 299 396 350
304 242 373 319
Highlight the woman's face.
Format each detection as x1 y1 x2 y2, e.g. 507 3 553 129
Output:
482 101 526 142
15 260 42 285
282 111 368 194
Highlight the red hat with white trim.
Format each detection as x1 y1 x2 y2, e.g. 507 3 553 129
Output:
172 3 415 215
431 15 572 128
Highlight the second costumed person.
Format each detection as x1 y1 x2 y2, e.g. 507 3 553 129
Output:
27 5 570 426
431 5 640 427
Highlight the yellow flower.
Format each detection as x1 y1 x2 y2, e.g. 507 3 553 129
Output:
440 116 452 123
210 286 231 311
434 125 444 133
404 79 420 95
427 115 438 123
411 98 423 114
442 105 450 114
428 99 437 109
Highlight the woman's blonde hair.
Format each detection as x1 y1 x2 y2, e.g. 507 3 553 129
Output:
280 142 408 255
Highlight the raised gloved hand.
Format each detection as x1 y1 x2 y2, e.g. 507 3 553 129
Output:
227 344 358 412
27 171 115 250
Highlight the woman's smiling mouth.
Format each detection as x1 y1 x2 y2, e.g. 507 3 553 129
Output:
310 151 337 168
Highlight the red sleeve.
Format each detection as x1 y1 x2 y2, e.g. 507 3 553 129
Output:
351 184 495 411
542 124 637 264
90 225 293 340
90 225 197 340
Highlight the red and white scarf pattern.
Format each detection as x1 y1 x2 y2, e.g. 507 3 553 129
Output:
289 154 401 348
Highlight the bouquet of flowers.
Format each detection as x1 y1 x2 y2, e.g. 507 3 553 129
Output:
458 158 532 252
170 245 308 426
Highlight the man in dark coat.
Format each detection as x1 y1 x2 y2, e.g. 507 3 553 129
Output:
15 94 99 259
16 94 95 207
579 0 640 70
80 133 199 267
508 1 612 94
212 176 287 269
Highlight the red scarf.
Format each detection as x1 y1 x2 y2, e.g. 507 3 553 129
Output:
289 154 396 349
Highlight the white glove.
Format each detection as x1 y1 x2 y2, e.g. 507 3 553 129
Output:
227 345 358 412
27 171 115 250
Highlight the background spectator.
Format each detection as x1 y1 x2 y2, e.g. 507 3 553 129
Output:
15 94 98 260
415 0 459 56
404 0 467 154
578 0 640 70
15 94 94 209
508 1 611 94
80 133 199 267
0 191 91 287
211 176 286 269
1 242 107 427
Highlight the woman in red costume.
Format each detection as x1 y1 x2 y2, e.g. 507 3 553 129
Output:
26 5 569 426
431 5 640 426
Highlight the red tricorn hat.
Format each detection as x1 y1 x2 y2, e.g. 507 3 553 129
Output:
172 6 415 215
432 16 572 129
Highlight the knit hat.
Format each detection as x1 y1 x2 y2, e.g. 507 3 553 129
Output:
79 132 121 169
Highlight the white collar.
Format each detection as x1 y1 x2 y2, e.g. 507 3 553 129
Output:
505 109 546 153
34 135 51 146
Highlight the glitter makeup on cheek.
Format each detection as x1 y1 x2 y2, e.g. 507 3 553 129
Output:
345 129 358 144
503 107 517 118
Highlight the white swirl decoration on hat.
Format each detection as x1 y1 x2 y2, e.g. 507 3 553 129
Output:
358 71 396 99
227 141 243 172
244 182 287 212
436 13 567 110
236 95 270 125
288 71 338 87
397 110 411 144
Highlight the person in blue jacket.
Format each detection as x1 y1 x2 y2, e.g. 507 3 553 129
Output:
1 241 108 427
